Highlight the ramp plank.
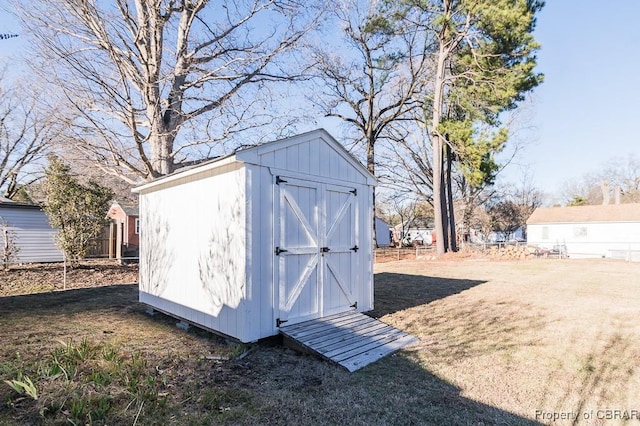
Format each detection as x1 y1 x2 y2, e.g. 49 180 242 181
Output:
279 311 419 372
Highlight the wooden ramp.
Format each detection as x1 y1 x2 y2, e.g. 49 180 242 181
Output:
279 311 419 372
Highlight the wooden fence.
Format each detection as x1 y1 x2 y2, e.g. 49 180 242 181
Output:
86 226 112 258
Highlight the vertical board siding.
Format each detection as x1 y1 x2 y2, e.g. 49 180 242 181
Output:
0 207 63 263
323 185 356 316
273 176 373 326
135 129 376 342
249 165 277 340
252 135 368 186
361 185 374 311
308 140 321 176
278 180 322 324
138 163 250 341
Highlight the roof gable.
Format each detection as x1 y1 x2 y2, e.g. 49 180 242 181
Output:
235 129 376 185
134 129 375 193
527 203 640 224
107 201 139 218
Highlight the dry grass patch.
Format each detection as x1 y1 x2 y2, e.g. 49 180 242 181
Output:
1 258 639 424
375 258 640 424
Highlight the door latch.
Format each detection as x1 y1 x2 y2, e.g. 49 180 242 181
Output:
321 247 331 253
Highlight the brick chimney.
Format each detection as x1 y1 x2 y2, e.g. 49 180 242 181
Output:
601 181 610 205
614 186 622 204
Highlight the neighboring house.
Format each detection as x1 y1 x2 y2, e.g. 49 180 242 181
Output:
106 201 140 259
392 217 434 247
485 228 526 243
0 198 64 263
526 203 640 260
375 217 391 247
132 129 377 343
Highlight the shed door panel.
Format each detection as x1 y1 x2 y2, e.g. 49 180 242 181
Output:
277 179 321 324
276 177 360 326
323 185 357 315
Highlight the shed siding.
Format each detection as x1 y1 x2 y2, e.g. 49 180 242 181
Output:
361 186 374 310
138 163 250 341
247 164 277 339
135 129 376 342
0 207 63 263
244 136 368 185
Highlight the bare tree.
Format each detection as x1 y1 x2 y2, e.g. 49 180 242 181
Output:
308 0 429 246
561 175 603 206
310 0 428 175
377 121 433 201
562 154 640 205
11 0 323 183
511 170 543 231
377 192 423 247
600 155 640 203
0 79 60 199
481 170 542 241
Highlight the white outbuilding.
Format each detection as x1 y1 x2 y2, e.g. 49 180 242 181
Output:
133 129 377 343
526 203 640 260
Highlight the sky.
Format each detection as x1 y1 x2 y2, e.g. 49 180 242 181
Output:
1 2 639 200
511 1 640 197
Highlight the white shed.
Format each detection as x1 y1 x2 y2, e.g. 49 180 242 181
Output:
0 200 64 263
527 203 640 260
133 129 377 343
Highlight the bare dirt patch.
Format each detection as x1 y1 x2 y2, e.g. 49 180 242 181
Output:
1 257 639 424
0 260 139 297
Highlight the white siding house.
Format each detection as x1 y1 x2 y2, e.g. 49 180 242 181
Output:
375 217 391 247
133 129 377 343
0 200 63 263
527 203 640 260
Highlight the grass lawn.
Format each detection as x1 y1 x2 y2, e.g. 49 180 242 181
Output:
1 258 639 425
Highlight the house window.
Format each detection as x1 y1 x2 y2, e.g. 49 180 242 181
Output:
574 226 587 238
135 218 140 235
542 226 549 240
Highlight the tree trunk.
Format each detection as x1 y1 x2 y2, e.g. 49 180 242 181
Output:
149 129 176 177
367 140 378 248
431 33 448 256
440 150 449 251
446 143 457 251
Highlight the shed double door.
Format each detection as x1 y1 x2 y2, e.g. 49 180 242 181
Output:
275 176 359 327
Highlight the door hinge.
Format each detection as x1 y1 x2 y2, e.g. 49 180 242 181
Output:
350 245 359 252
350 301 358 309
276 176 287 185
321 247 331 253
350 188 357 196
275 247 288 255
276 318 288 327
